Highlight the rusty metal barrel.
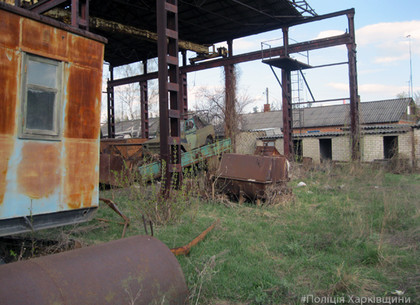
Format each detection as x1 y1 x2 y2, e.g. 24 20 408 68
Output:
0 235 188 305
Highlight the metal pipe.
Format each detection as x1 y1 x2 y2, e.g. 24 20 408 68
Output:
0 235 188 305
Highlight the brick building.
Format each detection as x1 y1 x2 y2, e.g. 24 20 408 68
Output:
238 98 419 166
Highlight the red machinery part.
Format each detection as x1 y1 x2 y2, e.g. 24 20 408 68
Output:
0 235 188 305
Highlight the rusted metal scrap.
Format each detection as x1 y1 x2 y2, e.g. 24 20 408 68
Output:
171 219 220 256
215 153 289 203
0 235 188 305
99 197 130 238
254 146 282 157
99 138 147 186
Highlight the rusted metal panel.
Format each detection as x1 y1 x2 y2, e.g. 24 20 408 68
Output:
0 9 20 49
17 142 61 199
0 137 14 205
68 35 104 70
64 140 99 209
65 65 102 139
99 138 147 185
100 138 148 159
254 146 282 157
217 153 288 183
0 235 188 305
21 17 69 60
0 47 18 134
0 7 105 234
216 153 288 200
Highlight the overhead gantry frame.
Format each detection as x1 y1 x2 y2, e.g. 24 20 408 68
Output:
16 1 359 195
107 8 360 164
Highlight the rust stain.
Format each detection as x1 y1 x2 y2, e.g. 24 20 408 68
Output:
0 47 18 135
68 35 104 70
17 142 61 199
0 9 20 49
0 136 14 205
21 18 68 59
65 65 102 139
64 140 98 209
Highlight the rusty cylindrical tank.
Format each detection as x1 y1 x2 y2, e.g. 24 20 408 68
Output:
0 235 188 305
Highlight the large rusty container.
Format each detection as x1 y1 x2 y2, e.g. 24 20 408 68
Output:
216 153 289 201
0 235 188 305
0 3 106 236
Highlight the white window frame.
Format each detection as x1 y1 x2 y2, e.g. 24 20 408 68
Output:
20 53 63 140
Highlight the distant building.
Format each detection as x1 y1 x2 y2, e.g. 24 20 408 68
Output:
102 98 420 167
241 98 417 134
239 98 419 165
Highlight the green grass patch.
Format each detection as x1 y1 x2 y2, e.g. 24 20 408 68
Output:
33 164 420 304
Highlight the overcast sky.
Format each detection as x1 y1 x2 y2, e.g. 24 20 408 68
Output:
186 0 420 113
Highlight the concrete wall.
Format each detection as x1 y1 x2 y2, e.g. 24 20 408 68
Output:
398 132 412 159
332 136 351 161
235 131 266 155
361 135 384 162
253 129 420 167
303 138 320 164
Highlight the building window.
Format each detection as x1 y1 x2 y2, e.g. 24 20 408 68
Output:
319 138 332 161
20 54 62 140
383 136 398 159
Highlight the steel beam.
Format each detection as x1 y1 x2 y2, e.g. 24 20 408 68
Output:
29 0 67 13
285 8 354 27
108 34 353 87
46 8 209 54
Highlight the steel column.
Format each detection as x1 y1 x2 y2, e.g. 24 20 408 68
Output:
157 0 182 194
107 66 116 138
224 39 236 149
180 50 188 119
281 27 293 160
140 60 149 139
347 12 360 161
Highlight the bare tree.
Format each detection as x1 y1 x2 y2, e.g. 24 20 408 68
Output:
193 86 254 132
112 61 159 122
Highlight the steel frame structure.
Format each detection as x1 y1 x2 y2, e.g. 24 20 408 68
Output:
107 9 360 164
22 1 359 188
157 0 182 193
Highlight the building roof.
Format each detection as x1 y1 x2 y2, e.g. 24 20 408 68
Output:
101 117 159 138
258 124 413 140
84 0 305 67
241 98 414 131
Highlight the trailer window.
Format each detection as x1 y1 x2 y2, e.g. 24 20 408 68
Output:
20 54 62 140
